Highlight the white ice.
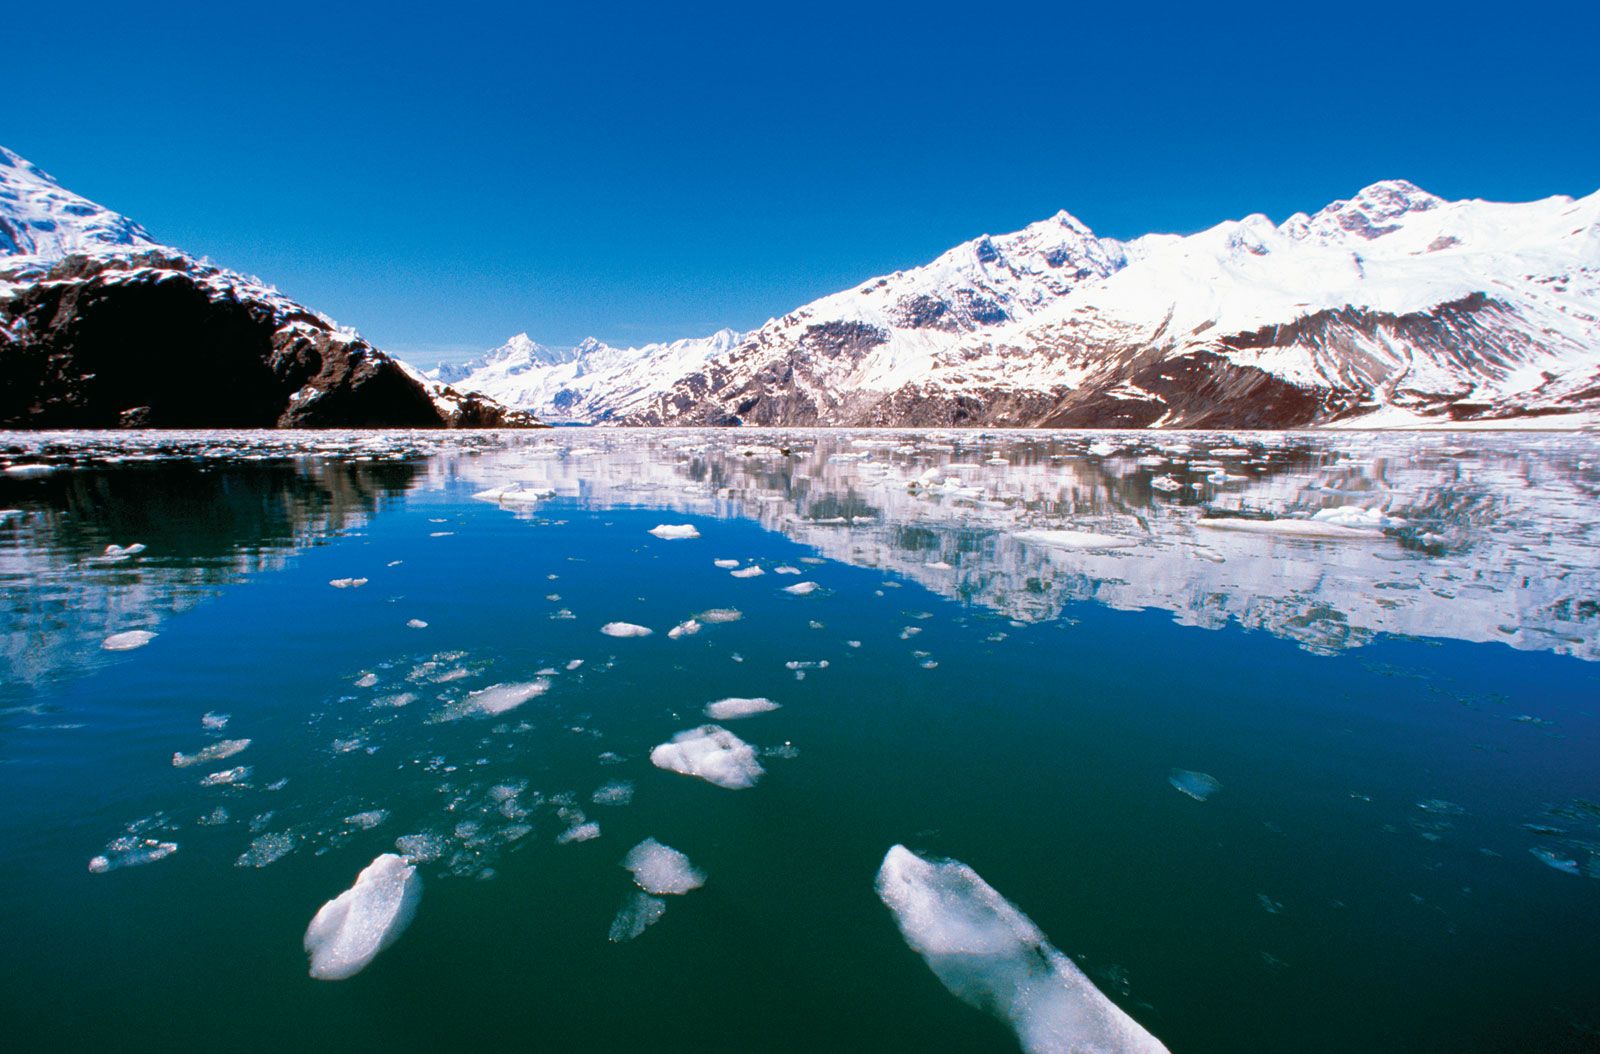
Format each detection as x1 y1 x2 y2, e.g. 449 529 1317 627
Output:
649 524 701 539
1014 529 1137 550
875 845 1169 1054
557 821 602 844
102 630 156 651
649 725 764 789
698 608 743 623
601 622 653 638
704 697 781 721
713 559 741 569
463 680 549 717
303 853 422 981
730 566 764 578
667 619 702 639
622 837 706 894
172 738 251 768
783 581 820 595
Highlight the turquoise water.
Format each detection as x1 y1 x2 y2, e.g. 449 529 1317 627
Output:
1 429 1598 1052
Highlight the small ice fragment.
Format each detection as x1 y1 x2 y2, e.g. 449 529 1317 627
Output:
557 821 601 844
730 566 764 578
236 831 299 868
172 738 251 768
623 838 706 894
355 672 379 688
87 839 178 874
395 832 447 864
783 581 820 596
345 810 390 830
1168 769 1221 802
303 853 422 981
200 765 251 787
1149 475 1182 493
1530 847 1581 875
875 845 1169 1054
650 725 763 789
463 680 549 717
592 780 635 806
774 565 802 575
566 659 585 671
608 891 668 942
648 524 700 540
1014 529 1136 550
406 619 429 629
698 608 743 623
705 697 780 721
201 711 230 731
601 622 653 638
102 630 156 651
713 559 740 569
329 577 369 589
667 619 701 639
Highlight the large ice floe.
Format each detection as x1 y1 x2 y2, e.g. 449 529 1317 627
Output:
303 853 422 980
622 838 706 894
648 523 700 540
649 725 764 789
875 845 1169 1054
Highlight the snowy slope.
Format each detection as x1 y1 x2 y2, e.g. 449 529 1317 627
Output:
0 146 158 257
443 180 1600 427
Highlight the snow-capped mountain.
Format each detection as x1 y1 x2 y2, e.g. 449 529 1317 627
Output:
444 180 1600 427
0 146 538 429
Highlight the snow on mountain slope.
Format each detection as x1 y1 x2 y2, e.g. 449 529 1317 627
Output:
0 147 158 257
0 145 538 429
444 180 1600 428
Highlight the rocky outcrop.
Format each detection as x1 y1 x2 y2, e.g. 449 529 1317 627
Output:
0 253 542 429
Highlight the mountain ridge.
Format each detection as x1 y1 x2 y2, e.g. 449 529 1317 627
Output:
436 178 1600 428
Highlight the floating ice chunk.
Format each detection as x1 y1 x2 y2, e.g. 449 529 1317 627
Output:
1168 769 1220 802
566 659 585 671
623 838 706 894
648 524 701 540
329 577 369 589
463 680 550 717
1014 530 1136 550
601 622 653 638
774 565 802 575
395 832 447 864
355 672 379 688
172 738 251 768
102 630 156 651
1195 517 1382 540
472 483 555 505
713 559 741 569
236 831 299 868
1149 475 1182 493
784 660 828 671
705 697 780 721
928 560 954 570
608 892 668 942
592 780 635 806
875 845 1169 1054
782 581 820 596
103 542 147 558
698 608 743 623
1530 847 1581 875
406 619 429 629
201 711 230 731
1311 506 1395 530
345 810 390 830
557 821 602 844
303 853 422 981
667 619 702 639
650 725 764 789
88 839 178 874
730 565 764 579
200 765 251 787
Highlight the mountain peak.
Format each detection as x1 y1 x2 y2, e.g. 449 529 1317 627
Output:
0 144 159 258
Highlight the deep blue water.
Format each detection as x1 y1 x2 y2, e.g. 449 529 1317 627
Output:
1 429 1597 1053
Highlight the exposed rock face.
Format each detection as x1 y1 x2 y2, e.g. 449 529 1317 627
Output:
0 253 540 430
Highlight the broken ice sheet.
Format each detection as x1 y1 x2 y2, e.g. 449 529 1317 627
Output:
304 853 422 980
608 891 667 942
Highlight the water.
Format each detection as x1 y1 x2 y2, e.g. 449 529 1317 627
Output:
2 428 1598 1052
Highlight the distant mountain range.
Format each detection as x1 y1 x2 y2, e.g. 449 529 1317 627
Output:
434 181 1600 428
0 146 538 429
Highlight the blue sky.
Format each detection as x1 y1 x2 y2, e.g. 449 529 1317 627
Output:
10 1 1598 363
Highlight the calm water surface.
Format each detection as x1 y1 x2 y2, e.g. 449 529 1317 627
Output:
1 429 1597 1053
